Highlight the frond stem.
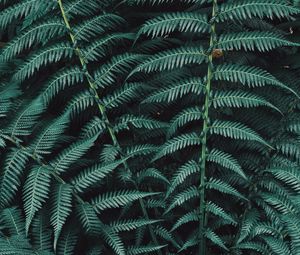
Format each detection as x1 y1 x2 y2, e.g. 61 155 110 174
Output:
199 1 218 254
57 1 162 252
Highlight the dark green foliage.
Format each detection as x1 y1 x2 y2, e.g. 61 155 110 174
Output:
0 0 300 254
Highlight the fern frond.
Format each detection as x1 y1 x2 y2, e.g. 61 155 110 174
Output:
214 64 298 98
154 132 201 160
143 77 204 104
171 209 199 231
266 167 300 192
138 12 209 38
0 207 25 235
137 168 169 185
64 0 104 18
130 46 206 75
94 53 144 88
217 31 299 52
51 136 96 174
23 166 51 233
127 244 167 255
236 209 260 244
74 14 125 41
0 19 66 61
217 0 300 22
114 114 167 133
207 149 246 179
79 117 106 139
0 148 29 207
212 90 281 113
13 43 74 82
206 178 247 200
102 83 140 110
30 113 70 157
205 228 228 251
0 0 55 30
31 212 52 252
167 160 199 198
42 67 85 105
76 202 101 234
83 33 135 62
72 160 123 193
262 236 291 255
165 186 198 214
50 183 73 249
210 120 271 148
5 98 45 137
206 201 236 225
110 219 161 233
57 225 78 255
91 190 159 213
168 106 202 137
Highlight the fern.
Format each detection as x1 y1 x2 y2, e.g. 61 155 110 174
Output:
0 0 299 254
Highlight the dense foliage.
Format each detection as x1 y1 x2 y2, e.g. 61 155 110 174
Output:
0 0 300 254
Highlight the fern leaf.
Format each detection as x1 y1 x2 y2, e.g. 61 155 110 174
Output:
217 0 300 22
51 136 96 174
217 31 299 52
79 116 106 139
214 64 299 98
83 33 135 62
114 114 167 133
23 166 51 234
64 0 104 18
0 148 29 207
74 14 125 41
207 149 246 179
50 183 73 249
210 120 272 148
284 215 300 254
237 209 260 244
154 132 201 160
0 207 25 235
5 98 45 137
31 212 52 252
13 43 74 82
110 219 161 233
130 46 206 75
143 77 204 104
127 244 167 255
91 190 159 213
94 53 144 88
0 0 55 30
167 160 199 198
102 83 140 109
206 201 237 225
165 186 198 214
57 225 78 255
100 225 126 255
138 12 209 38
171 209 199 231
262 236 291 255
206 178 247 200
168 106 202 137
0 19 66 61
76 202 102 234
212 90 281 113
42 67 85 105
72 160 123 193
266 167 300 193
205 228 228 251
137 168 169 185
30 113 70 157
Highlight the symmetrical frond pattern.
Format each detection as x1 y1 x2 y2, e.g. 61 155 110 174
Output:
0 0 299 254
